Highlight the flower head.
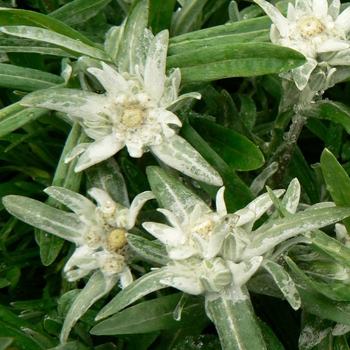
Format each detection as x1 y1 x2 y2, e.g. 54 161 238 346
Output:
20 30 222 186
43 186 154 286
254 0 350 90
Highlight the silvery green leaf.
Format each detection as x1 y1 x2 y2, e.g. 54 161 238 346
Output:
151 135 223 186
146 166 210 226
44 186 96 219
244 206 350 259
236 189 284 231
1 26 110 61
60 270 118 343
226 256 263 287
96 269 171 320
144 30 168 102
205 285 267 350
104 24 125 62
171 0 207 36
0 63 63 91
20 88 105 118
117 0 149 74
142 221 185 246
0 102 48 138
2 195 84 243
206 214 239 259
263 260 301 310
85 158 129 207
49 0 112 27
305 229 350 269
250 162 278 196
221 229 248 262
126 233 170 265
282 178 301 214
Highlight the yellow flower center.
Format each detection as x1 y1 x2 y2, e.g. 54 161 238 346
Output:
84 230 101 248
192 217 215 238
106 228 127 252
297 16 325 39
101 257 124 275
121 107 144 127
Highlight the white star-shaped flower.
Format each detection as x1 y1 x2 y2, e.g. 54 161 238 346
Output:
43 186 154 286
20 30 222 186
143 185 285 295
254 0 350 90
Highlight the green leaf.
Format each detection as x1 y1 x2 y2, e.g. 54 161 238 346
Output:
288 146 320 204
307 100 350 134
296 284 350 326
86 158 129 207
263 260 301 310
126 233 170 265
37 123 85 266
1 26 110 61
171 0 208 36
0 102 48 138
0 304 53 350
168 16 270 56
180 121 255 212
245 206 350 258
120 157 150 201
149 0 177 33
0 338 14 350
96 269 171 320
2 195 84 242
151 135 223 186
304 229 350 270
299 314 333 350
205 285 267 350
146 166 210 226
167 43 306 84
321 148 350 231
189 116 264 171
0 63 63 91
0 36 71 57
117 0 149 74
91 293 207 335
60 271 116 343
0 8 98 48
49 0 112 26
286 256 350 301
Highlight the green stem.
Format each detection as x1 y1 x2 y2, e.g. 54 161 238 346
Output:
272 113 307 187
205 285 267 350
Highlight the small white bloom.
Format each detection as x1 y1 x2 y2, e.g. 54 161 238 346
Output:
254 0 350 90
44 186 154 287
143 186 285 295
20 30 222 186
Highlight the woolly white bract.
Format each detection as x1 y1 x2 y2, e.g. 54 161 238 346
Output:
47 187 154 285
254 0 350 91
20 30 222 186
143 186 286 295
2 186 154 343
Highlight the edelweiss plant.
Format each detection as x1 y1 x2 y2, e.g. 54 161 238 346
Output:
254 0 350 93
19 28 222 186
92 167 350 350
4 0 350 349
3 185 154 343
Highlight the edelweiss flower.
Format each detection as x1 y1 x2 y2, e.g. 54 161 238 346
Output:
20 30 222 186
43 186 154 285
2 186 154 343
254 0 350 90
143 185 285 295
4 186 153 285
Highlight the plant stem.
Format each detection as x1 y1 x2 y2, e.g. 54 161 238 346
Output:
272 112 307 187
205 285 267 350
